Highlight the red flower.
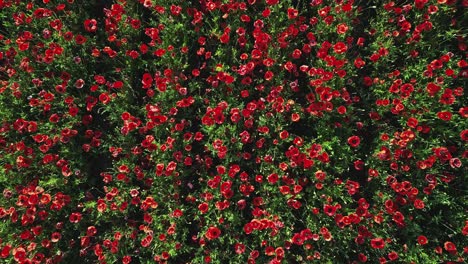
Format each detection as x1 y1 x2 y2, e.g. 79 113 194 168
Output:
370 238 385 249
243 223 253 234
198 202 209 214
461 130 468 141
141 235 153 247
287 8 298 19
417 235 428 245
333 42 347 54
220 33 230 44
264 70 274 81
99 93 110 104
170 5 182 16
205 226 221 240
112 81 123 89
323 204 337 216
354 57 366 68
87 226 97 236
347 136 361 148
13 247 26 262
388 251 398 260
1 245 11 258
413 199 425 209
337 23 349 34
122 256 132 264
84 19 97 32
426 82 441 96
51 232 61 242
292 233 305 245
444 241 457 254
358 253 367 262
437 111 452 121
69 212 82 223
267 173 279 184
234 243 245 254
74 34 87 45
142 73 153 88
414 0 429 9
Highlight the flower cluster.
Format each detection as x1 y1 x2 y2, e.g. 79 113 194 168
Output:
0 0 466 263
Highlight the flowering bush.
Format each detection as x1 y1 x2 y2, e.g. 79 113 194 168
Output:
0 0 467 263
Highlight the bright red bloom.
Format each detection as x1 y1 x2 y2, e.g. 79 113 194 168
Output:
198 202 209 214
444 241 457 254
437 111 452 121
337 23 349 34
122 256 132 264
69 212 82 223
0 245 11 258
141 235 153 247
142 73 153 88
323 204 337 216
205 226 221 240
370 238 385 249
292 233 305 245
417 235 428 245
266 0 279 5
354 57 366 68
13 247 26 262
413 199 425 209
84 19 97 32
287 8 298 19
333 42 347 54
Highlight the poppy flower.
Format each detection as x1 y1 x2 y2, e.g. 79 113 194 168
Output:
444 241 457 254
234 243 245 254
51 232 61 243
122 256 132 264
74 34 87 45
1 245 11 258
337 23 349 34
142 73 153 88
243 223 253 234
436 111 452 121
287 8 298 19
348 136 361 148
205 226 221 240
388 251 398 260
69 212 82 223
198 202 209 214
13 247 26 262
83 19 97 32
141 235 153 247
413 199 425 209
358 253 367 262
417 235 428 245
333 42 347 54
370 238 385 249
323 204 337 216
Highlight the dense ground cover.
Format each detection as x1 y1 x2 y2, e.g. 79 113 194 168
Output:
0 0 467 263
